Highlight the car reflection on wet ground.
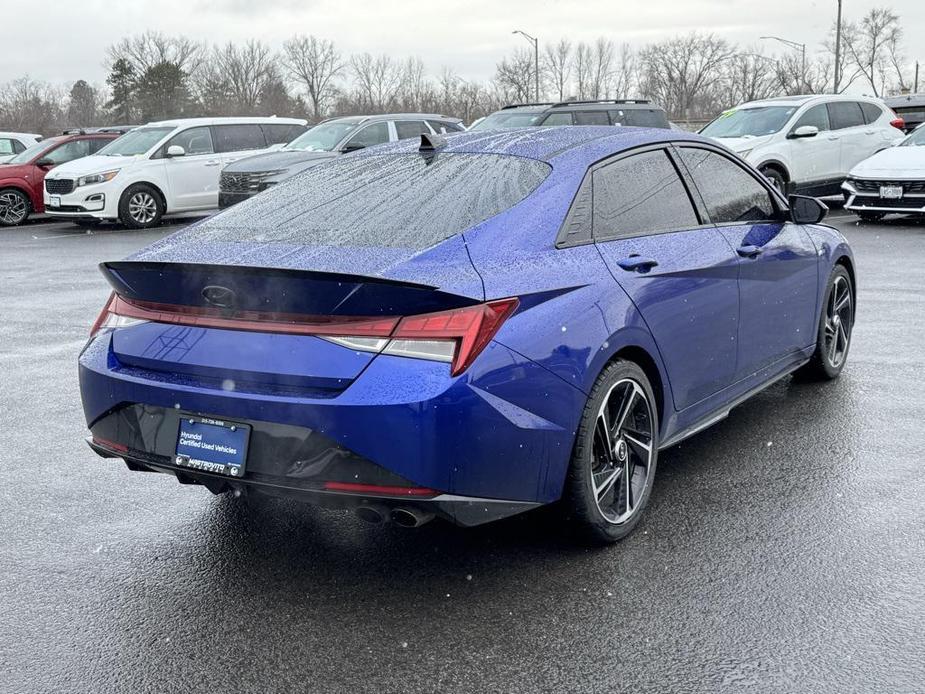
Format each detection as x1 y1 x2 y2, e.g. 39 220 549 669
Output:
1 214 922 692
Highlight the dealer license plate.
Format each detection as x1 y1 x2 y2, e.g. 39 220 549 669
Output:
174 415 250 477
880 185 903 199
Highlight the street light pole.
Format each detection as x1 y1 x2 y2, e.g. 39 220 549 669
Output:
761 35 808 93
513 29 540 102
834 0 843 92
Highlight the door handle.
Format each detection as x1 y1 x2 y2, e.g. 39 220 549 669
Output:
737 245 763 258
616 256 659 272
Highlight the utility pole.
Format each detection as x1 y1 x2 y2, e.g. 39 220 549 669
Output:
916 62 920 93
834 0 843 93
513 29 540 102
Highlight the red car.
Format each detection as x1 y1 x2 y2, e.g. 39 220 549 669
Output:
0 129 130 226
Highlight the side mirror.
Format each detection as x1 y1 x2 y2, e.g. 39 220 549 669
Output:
166 145 186 158
35 157 55 168
788 125 819 139
789 194 828 225
340 142 365 153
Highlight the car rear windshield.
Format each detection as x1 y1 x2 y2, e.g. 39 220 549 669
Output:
97 127 174 156
187 153 551 248
700 106 798 138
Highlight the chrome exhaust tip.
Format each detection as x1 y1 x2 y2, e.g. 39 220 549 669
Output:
355 505 389 525
390 507 435 528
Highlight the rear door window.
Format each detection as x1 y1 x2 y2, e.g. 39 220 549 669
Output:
262 123 305 145
213 124 268 153
541 112 574 126
677 147 776 223
827 102 865 130
622 109 669 128
592 149 699 240
184 153 551 249
574 111 611 126
394 121 430 141
0 139 14 155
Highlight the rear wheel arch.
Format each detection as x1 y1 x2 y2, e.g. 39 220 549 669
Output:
601 345 668 430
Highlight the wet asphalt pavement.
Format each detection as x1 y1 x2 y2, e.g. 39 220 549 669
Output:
0 215 923 693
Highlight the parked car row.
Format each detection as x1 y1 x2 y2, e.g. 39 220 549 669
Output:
0 132 42 163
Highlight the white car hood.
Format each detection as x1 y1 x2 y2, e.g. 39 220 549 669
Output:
708 134 775 153
46 154 140 178
850 146 925 178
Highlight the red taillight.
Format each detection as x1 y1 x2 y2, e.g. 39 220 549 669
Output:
89 292 116 337
92 436 128 453
392 298 519 376
890 116 906 131
95 293 519 376
323 481 438 497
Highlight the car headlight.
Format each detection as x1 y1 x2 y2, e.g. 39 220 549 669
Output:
76 170 120 187
735 149 753 159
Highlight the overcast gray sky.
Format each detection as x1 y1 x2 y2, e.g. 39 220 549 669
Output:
2 0 923 87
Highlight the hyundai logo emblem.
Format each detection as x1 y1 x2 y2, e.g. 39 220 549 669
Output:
201 285 236 309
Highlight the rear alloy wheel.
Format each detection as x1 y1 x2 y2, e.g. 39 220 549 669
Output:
797 265 854 381
565 360 659 543
0 189 30 226
118 184 164 229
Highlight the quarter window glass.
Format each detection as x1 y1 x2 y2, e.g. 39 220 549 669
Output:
624 110 670 128
213 124 267 153
168 127 214 155
592 150 698 241
860 102 883 124
0 139 14 155
827 102 865 130
679 148 776 223
575 111 611 125
346 122 390 148
542 112 574 126
793 105 830 132
12 139 26 153
395 121 430 140
43 139 90 164
262 124 305 145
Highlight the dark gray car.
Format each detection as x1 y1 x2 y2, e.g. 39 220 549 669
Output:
470 99 670 131
218 113 464 208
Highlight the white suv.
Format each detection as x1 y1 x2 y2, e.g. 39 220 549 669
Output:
44 117 306 228
0 132 42 163
701 95 904 195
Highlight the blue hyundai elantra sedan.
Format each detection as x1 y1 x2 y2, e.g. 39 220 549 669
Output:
79 126 855 543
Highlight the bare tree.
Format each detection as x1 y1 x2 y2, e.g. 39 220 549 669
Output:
350 53 403 112
638 33 735 120
494 47 535 104
588 37 615 99
107 32 203 77
283 35 345 120
610 43 637 98
573 42 592 99
544 39 572 101
0 77 65 135
842 7 905 96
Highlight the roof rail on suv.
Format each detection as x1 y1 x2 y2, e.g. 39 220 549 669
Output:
551 99 651 107
500 102 556 110
62 126 135 135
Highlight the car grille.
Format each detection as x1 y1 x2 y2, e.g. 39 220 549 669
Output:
851 178 925 194
852 197 925 210
220 171 273 194
45 179 75 195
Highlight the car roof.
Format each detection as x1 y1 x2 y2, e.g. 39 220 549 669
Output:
737 94 883 109
143 116 308 128
321 113 463 124
500 100 661 114
354 125 701 165
885 94 925 108
0 131 41 138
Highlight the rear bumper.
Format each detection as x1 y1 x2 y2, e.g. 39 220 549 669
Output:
79 330 585 512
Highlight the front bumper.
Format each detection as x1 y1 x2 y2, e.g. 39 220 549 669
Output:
842 180 925 215
44 187 118 219
218 191 256 209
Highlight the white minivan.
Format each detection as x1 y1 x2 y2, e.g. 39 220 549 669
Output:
700 95 905 196
44 117 306 228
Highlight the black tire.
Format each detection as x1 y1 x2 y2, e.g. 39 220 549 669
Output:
760 166 786 193
0 188 31 226
118 184 164 229
857 211 885 223
564 360 660 544
796 265 854 381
